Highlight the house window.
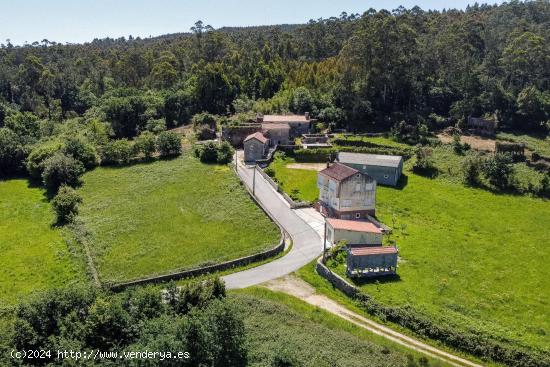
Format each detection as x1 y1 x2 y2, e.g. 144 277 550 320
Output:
365 183 373 191
355 213 361 219
355 183 361 192
342 199 351 207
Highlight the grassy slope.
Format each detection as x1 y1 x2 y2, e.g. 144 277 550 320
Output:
270 157 319 202
0 180 86 305
272 151 549 349
234 288 449 367
367 174 550 349
497 132 550 156
77 154 280 283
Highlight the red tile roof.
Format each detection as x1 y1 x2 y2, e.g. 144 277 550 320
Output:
319 163 358 182
327 218 382 234
349 246 397 256
244 132 268 144
263 114 309 123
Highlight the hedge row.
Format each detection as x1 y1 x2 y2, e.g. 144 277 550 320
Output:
332 138 414 156
292 145 412 163
355 293 548 367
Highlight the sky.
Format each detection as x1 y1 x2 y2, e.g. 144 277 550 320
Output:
0 0 504 45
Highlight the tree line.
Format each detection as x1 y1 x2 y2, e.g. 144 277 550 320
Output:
1 1 549 179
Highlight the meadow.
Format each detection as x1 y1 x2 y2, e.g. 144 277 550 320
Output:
234 288 449 367
269 157 319 203
0 180 86 305
77 153 280 283
270 148 550 351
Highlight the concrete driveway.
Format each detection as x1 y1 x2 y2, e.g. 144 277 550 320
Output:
222 156 323 289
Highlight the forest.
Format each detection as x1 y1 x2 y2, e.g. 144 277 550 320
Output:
0 0 549 180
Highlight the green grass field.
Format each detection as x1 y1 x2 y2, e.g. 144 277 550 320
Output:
272 154 550 351
333 134 411 149
0 180 86 305
234 288 449 367
270 157 319 203
77 154 280 283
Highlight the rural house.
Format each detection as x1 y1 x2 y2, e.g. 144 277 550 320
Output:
243 132 269 162
326 218 383 246
337 152 403 187
257 113 314 138
262 123 291 146
317 162 376 219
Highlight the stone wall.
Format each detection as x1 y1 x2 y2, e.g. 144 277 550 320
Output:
315 257 360 298
222 124 262 147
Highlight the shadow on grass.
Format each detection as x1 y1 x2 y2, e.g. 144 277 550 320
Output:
412 166 439 179
349 273 402 286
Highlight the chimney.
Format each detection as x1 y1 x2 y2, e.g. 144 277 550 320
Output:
305 112 310 120
326 161 330 168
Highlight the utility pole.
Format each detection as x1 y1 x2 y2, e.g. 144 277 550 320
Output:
252 164 256 196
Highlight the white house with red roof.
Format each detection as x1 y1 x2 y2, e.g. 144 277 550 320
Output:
317 162 376 219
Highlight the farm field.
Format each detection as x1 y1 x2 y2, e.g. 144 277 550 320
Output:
272 158 550 351
0 180 87 305
269 157 319 203
77 154 280 283
234 288 449 367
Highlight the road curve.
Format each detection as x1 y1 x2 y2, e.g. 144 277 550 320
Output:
222 159 323 289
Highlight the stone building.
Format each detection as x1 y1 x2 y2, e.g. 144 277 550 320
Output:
243 132 269 162
257 113 313 138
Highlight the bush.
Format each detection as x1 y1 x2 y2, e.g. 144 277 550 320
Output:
156 131 182 157
51 185 82 224
539 174 550 197
25 140 64 179
42 153 85 191
412 146 436 174
194 141 234 164
0 127 26 175
62 136 99 169
145 118 166 134
101 139 133 165
133 131 157 158
216 141 234 164
192 112 217 129
482 153 514 189
462 154 482 186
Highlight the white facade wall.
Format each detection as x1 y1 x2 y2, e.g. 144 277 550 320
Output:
317 173 376 212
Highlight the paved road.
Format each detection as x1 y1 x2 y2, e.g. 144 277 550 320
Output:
222 159 323 289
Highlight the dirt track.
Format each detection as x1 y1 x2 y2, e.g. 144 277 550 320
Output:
437 134 496 152
264 276 484 367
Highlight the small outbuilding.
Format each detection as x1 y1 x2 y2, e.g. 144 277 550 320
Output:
326 218 382 246
243 132 269 162
337 152 403 187
346 246 398 278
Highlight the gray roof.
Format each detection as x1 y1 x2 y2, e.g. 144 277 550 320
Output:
337 152 403 168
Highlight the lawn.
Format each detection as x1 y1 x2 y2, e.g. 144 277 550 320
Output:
77 154 280 283
233 288 449 367
269 157 319 203
273 156 549 351
0 179 86 305
333 134 411 149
